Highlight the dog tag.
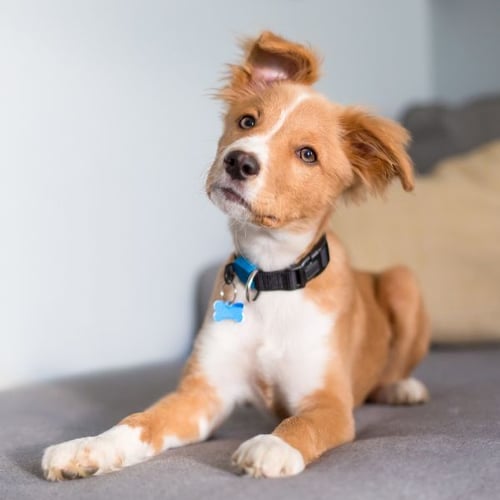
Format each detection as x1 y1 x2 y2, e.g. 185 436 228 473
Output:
213 300 244 323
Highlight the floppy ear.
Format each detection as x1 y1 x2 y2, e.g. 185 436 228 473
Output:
218 31 321 102
340 107 414 201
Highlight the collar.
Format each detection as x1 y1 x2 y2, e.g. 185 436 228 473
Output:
224 234 330 299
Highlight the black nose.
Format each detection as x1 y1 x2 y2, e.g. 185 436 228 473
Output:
224 150 260 181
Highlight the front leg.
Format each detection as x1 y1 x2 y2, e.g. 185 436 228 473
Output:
232 391 355 478
42 357 230 481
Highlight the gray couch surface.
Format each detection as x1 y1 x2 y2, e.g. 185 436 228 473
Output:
401 93 500 174
1 346 499 500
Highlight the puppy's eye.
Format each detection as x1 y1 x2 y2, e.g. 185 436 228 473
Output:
297 147 317 164
239 115 256 129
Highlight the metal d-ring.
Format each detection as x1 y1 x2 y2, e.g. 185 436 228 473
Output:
220 281 237 305
245 269 260 302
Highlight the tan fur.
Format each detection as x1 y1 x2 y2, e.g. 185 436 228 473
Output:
121 355 221 453
209 32 428 465
269 231 429 462
218 31 321 103
206 86 355 229
127 31 429 467
340 107 414 201
43 32 430 480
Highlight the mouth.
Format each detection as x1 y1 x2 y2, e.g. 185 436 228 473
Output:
209 185 280 227
216 186 251 210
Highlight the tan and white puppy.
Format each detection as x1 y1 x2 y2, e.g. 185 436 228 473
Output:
42 32 430 481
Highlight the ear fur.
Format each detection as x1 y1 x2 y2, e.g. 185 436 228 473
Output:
218 31 321 102
340 107 414 201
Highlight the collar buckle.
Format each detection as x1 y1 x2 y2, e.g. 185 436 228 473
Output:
293 266 307 289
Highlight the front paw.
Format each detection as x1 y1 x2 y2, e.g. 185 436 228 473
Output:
42 425 152 481
42 437 104 481
231 434 305 478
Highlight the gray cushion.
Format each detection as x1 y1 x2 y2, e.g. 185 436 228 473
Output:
1 347 499 500
401 94 500 174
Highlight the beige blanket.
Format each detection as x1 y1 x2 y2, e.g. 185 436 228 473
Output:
331 140 500 342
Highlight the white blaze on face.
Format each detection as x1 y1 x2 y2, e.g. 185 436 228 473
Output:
220 92 313 202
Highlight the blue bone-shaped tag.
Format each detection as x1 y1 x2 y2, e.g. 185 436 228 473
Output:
213 300 244 323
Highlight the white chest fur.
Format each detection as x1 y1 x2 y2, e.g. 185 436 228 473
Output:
198 283 336 415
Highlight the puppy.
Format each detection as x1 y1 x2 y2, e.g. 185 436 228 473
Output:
42 31 430 480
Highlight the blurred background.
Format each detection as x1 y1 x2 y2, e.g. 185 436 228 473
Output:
1 0 499 390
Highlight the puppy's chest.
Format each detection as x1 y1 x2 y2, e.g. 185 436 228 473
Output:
242 290 335 411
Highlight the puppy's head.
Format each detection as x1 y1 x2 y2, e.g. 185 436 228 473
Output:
206 31 414 230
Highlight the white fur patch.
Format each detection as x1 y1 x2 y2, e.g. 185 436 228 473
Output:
162 435 185 450
197 227 335 414
198 278 334 414
42 425 154 481
225 92 311 166
220 92 312 204
372 377 429 405
198 416 210 440
230 223 317 270
232 434 305 478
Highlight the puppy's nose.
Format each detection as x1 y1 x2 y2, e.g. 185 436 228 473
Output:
224 150 260 181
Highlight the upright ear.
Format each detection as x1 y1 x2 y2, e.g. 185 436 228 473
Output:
340 107 414 201
218 31 321 102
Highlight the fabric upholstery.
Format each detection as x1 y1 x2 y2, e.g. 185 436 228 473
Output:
1 347 499 500
331 140 500 343
402 94 500 174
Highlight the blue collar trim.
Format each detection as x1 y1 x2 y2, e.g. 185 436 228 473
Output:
232 255 258 289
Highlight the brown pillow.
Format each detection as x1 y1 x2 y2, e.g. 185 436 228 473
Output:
331 141 500 343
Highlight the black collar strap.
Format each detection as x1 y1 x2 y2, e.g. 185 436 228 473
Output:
225 234 330 294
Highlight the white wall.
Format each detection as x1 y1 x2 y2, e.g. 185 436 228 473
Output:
431 0 500 102
0 0 433 389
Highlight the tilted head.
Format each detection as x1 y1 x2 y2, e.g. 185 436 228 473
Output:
206 31 414 232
